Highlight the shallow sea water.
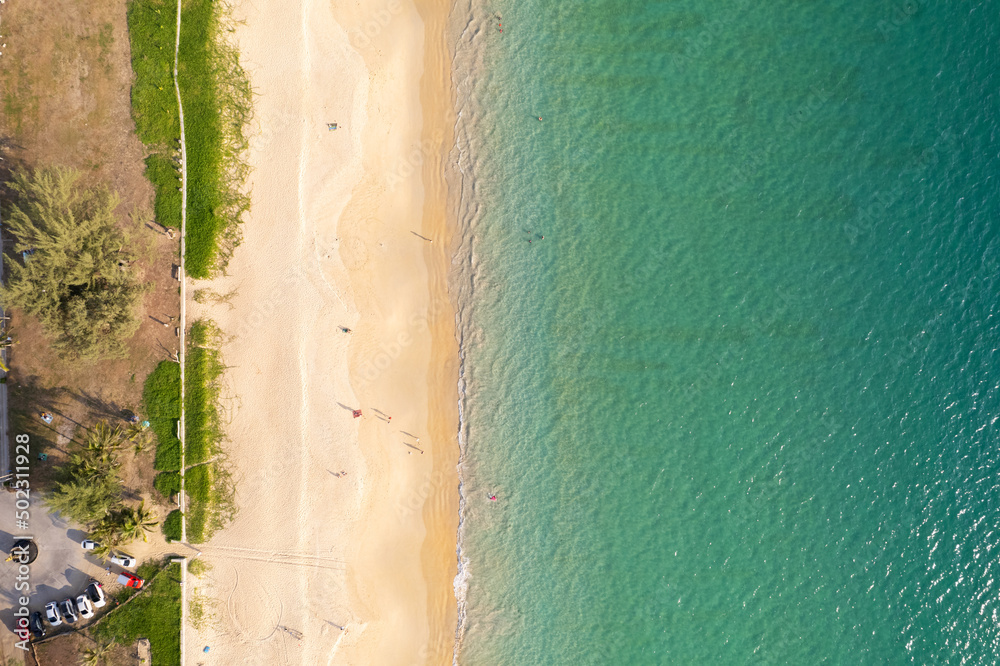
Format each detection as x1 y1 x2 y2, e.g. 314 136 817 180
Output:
451 1 1000 663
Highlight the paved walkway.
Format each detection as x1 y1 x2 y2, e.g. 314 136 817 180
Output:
171 0 190 661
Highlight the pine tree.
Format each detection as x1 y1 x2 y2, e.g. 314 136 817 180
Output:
2 167 145 359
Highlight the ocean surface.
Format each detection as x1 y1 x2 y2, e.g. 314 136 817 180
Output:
450 0 1000 663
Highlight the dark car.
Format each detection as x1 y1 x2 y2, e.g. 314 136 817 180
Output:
86 581 107 608
58 598 78 624
28 612 45 638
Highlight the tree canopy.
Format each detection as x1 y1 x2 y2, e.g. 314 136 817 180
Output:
2 167 144 359
47 420 158 545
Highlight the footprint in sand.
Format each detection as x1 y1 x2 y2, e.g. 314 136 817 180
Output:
227 570 283 642
339 236 370 270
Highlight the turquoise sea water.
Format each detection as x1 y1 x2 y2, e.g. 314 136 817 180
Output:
451 1 1000 663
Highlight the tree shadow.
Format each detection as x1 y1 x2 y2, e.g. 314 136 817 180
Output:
69 389 125 422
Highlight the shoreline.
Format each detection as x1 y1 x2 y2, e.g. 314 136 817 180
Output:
412 0 461 659
185 0 459 662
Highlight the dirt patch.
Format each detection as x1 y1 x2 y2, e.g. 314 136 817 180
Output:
30 632 134 666
1 0 180 498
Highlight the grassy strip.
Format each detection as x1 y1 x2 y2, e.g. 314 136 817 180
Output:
184 320 235 543
185 321 223 464
90 561 181 666
185 464 211 541
127 0 250 267
162 509 183 541
145 153 183 227
127 0 182 229
143 361 181 471
126 0 179 144
153 471 181 498
179 0 251 276
178 0 223 276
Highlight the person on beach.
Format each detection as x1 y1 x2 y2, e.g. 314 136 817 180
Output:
489 494 497 502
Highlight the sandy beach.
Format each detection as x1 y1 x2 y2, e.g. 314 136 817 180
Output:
185 0 458 662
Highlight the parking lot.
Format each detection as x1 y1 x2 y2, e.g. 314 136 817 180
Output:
0 488 118 651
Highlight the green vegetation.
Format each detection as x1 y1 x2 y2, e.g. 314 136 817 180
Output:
93 501 159 544
46 422 159 548
145 154 182 225
126 0 251 274
162 509 183 541
143 361 181 471
179 0 252 277
126 0 181 231
1 168 145 359
125 0 178 145
46 422 129 524
184 320 235 543
153 471 180 498
186 321 223 465
185 464 210 541
91 561 181 666
187 557 210 577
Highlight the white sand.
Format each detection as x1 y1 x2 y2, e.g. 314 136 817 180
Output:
185 0 458 662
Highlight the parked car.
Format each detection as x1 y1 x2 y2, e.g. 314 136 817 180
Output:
44 601 62 627
59 598 78 624
117 572 144 589
76 594 95 619
86 581 107 608
28 612 45 638
110 553 136 568
80 539 99 551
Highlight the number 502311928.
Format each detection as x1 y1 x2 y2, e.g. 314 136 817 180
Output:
13 434 31 529
14 433 31 487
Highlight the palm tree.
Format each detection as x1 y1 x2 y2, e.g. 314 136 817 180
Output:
125 419 151 454
89 540 114 562
119 501 158 543
81 641 112 666
86 422 125 455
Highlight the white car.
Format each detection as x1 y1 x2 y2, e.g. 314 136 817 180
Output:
44 601 62 627
110 553 136 568
59 598 78 624
81 539 99 550
75 594 95 619
86 581 107 608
